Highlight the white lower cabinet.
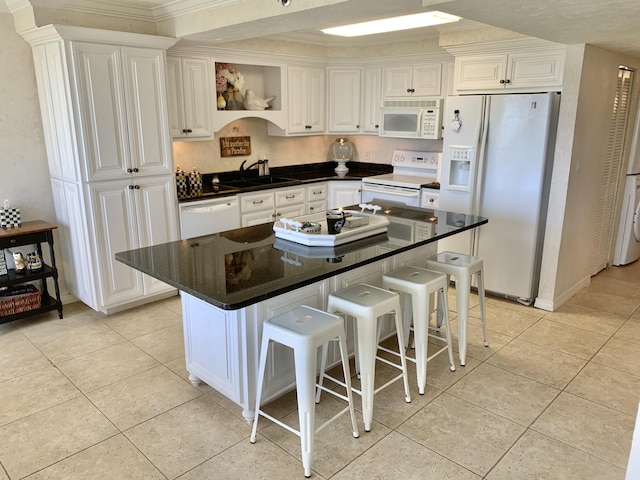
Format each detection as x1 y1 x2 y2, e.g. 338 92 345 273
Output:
239 185 306 226
91 176 178 309
306 182 327 214
329 181 362 209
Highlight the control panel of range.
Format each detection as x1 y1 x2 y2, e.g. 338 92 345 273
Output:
392 150 441 170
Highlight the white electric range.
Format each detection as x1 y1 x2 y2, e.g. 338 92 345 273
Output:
362 150 441 208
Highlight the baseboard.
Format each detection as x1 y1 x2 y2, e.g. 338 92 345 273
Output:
534 275 591 311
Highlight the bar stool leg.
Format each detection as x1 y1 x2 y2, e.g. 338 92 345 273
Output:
410 294 429 395
250 335 271 444
438 287 456 372
477 270 489 347
393 308 412 403
337 332 360 438
355 318 377 432
456 274 471 366
294 345 317 478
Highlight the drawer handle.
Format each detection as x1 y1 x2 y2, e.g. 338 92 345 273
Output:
253 200 263 205
312 191 322 195
285 195 295 199
10 238 17 245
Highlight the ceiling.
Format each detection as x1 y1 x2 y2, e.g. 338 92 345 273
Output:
3 0 640 58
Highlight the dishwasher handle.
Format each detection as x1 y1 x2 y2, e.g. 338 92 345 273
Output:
180 201 237 214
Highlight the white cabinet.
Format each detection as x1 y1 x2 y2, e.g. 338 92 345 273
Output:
166 55 212 139
329 181 362 209
451 42 566 93
362 67 383 134
327 68 361 133
239 185 306 226
72 42 173 182
306 182 327 214
383 63 442 98
269 65 325 135
91 176 179 307
24 26 178 313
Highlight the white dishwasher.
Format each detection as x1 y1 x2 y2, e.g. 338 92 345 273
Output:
179 196 240 239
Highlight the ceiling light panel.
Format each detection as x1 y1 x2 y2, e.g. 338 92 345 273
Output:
321 11 461 37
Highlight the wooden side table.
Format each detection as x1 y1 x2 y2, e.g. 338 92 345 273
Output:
0 220 63 323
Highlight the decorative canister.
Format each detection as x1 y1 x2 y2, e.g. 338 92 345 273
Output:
175 166 189 199
188 167 203 197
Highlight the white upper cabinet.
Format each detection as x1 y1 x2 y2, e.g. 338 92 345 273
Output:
448 40 566 93
383 63 442 98
72 42 173 181
327 66 383 135
327 68 361 133
166 56 212 139
269 65 325 136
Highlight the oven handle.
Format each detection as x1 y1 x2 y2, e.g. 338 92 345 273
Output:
362 183 420 197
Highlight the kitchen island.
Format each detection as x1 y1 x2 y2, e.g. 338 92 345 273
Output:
116 203 487 421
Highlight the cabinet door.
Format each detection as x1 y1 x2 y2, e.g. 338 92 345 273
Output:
287 66 309 134
307 67 326 133
134 176 179 296
384 66 413 97
327 68 361 133
241 210 275 227
507 51 564 89
73 42 130 182
454 54 509 91
362 67 382 134
412 63 442 96
180 57 212 138
165 56 184 138
91 179 143 309
329 181 362 209
121 47 173 176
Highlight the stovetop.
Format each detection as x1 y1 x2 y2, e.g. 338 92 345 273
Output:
362 150 441 189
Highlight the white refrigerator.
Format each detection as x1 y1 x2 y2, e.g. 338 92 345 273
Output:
438 93 560 304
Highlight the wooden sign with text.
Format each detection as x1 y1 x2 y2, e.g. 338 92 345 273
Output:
220 136 251 157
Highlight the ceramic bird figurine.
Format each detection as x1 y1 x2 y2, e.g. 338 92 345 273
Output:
217 93 226 110
243 89 275 111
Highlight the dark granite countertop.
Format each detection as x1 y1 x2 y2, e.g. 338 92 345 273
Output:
181 161 392 202
116 203 487 310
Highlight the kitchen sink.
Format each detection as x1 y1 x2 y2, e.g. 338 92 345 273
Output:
246 176 298 185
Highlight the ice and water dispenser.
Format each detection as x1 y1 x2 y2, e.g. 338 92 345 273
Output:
447 146 475 191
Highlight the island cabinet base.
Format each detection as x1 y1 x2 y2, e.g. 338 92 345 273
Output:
181 243 436 423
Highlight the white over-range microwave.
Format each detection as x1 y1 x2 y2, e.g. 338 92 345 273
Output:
379 99 443 140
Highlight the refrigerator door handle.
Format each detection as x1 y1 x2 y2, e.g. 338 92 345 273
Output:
471 96 491 254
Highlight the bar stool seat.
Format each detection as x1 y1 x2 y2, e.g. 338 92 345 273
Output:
425 251 489 366
250 305 359 478
382 266 456 395
319 283 411 432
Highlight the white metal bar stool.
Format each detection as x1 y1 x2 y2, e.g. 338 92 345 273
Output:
425 251 489 366
382 266 456 395
250 305 359 478
319 283 411 432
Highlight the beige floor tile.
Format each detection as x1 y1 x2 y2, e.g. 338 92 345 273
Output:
177 433 310 480
261 395 390 479
487 429 626 479
165 355 215 394
87 365 201 430
131 323 185 363
125 395 250 479
532 392 635 468
566 362 640 416
397 393 526 476
0 364 80 426
567 282 640 318
426 350 482 391
0 465 7 480
25 434 165 480
518 319 609 359
486 338 587 389
614 315 640 345
589 273 640 299
14 309 98 342
544 302 627 335
592 337 640 376
57 341 159 393
102 302 182 339
468 302 542 338
332 430 481 480
599 262 640 283
0 396 118 479
30 321 126 363
448 363 559 426
448 322 513 362
0 330 50 383
155 294 183 315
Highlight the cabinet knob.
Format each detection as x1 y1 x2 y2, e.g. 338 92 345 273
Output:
374 124 379 129
133 167 139 173
500 79 506 84
127 168 132 173
128 184 134 189
505 79 511 84
182 129 188 134
187 129 192 133
135 185 140 189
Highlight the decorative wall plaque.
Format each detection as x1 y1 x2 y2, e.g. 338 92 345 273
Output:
220 136 251 157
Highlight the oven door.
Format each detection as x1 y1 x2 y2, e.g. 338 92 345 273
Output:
361 182 421 207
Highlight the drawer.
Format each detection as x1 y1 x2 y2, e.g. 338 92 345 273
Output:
0 231 47 250
306 183 327 201
239 192 274 212
275 187 305 207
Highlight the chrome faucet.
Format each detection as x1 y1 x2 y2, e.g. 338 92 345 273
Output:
239 159 264 178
